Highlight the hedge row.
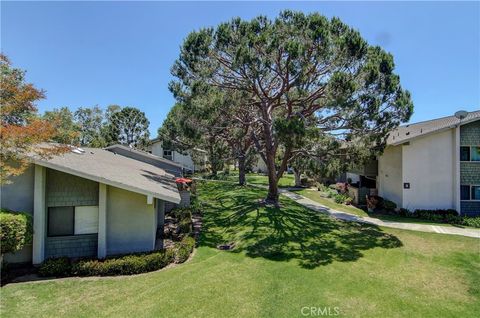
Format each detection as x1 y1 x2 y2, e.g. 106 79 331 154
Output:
395 208 480 228
39 236 196 277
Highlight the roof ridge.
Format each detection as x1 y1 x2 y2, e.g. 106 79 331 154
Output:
400 109 480 128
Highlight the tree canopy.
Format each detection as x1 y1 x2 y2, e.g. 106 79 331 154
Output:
0 54 67 184
107 106 150 148
43 107 80 145
169 11 413 204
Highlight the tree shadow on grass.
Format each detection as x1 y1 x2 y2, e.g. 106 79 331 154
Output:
198 182 402 269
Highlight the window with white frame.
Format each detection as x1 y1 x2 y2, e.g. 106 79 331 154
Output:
163 149 173 160
460 146 480 162
460 185 480 201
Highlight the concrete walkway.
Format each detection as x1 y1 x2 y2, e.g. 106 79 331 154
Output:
279 189 480 239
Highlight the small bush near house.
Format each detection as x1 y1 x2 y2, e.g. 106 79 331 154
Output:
325 189 337 198
344 196 353 205
174 236 195 263
317 184 329 192
397 208 410 217
413 209 458 220
39 248 180 277
334 182 348 194
462 217 480 228
0 209 33 255
179 218 193 234
172 207 193 221
387 208 480 228
333 193 350 204
384 200 397 211
38 257 72 277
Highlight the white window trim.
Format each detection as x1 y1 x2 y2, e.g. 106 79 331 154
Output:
460 145 480 162
460 184 480 202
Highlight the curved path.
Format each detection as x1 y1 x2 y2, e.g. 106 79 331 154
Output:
279 189 480 239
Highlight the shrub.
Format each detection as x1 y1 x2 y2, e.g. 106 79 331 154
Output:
397 208 411 216
462 217 480 228
413 209 457 220
444 214 464 225
384 200 397 211
344 196 353 205
171 207 193 221
317 184 329 192
334 182 347 194
325 189 337 198
39 257 72 277
333 193 350 204
385 207 480 228
174 236 195 263
179 218 193 234
0 209 33 255
72 250 175 277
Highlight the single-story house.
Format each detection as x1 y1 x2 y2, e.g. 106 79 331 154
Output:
349 110 480 216
147 138 207 173
1 145 182 265
105 144 183 177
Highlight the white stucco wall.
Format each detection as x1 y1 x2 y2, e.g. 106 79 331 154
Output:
150 142 164 158
1 164 35 263
0 164 35 214
150 141 203 172
346 173 360 184
106 186 156 255
402 129 455 210
252 155 268 173
174 151 195 171
378 146 403 208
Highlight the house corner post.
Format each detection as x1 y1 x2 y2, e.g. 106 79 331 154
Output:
98 183 107 259
32 165 46 265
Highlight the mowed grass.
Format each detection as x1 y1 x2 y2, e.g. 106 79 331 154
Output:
1 182 479 317
226 172 295 188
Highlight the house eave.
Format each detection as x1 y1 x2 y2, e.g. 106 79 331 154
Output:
389 117 480 146
32 160 181 204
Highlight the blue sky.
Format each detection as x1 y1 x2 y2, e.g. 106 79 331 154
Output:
2 1 479 136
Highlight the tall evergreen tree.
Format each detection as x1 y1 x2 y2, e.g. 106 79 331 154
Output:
171 11 413 204
108 106 150 148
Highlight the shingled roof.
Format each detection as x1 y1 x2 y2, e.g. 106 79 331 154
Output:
387 110 480 146
32 146 181 203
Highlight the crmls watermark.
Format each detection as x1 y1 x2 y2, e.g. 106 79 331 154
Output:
300 306 340 316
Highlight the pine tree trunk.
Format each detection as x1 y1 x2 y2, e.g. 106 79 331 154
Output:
260 102 279 205
264 147 279 204
238 154 246 186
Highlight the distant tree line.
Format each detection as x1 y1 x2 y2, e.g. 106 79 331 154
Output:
43 105 150 149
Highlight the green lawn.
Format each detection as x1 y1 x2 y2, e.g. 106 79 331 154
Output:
2 182 479 317
226 172 295 188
